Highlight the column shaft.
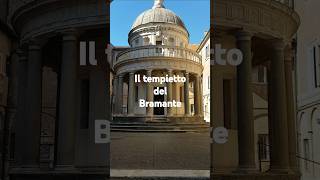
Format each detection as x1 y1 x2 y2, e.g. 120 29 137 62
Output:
236 31 255 170
146 70 153 116
15 52 28 165
4 52 19 176
285 48 298 171
117 75 124 114
57 33 78 165
167 70 173 116
199 77 204 116
269 40 290 172
128 72 135 115
194 75 201 115
112 76 118 114
184 72 190 115
24 44 42 166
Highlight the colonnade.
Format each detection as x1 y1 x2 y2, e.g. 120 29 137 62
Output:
12 30 110 177
113 69 203 117
234 30 297 172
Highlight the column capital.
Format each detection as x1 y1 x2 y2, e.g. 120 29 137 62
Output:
62 29 78 41
118 74 124 78
271 39 286 51
146 69 153 76
17 49 27 62
236 31 253 41
28 41 41 51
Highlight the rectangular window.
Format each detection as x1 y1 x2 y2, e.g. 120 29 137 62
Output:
80 79 89 129
180 86 184 102
135 85 139 102
303 139 310 170
223 79 231 129
156 40 162 45
10 133 15 159
191 104 194 114
258 66 265 83
313 45 320 87
258 134 269 160
205 45 210 59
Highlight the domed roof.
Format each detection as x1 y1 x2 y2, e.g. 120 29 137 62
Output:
131 0 187 30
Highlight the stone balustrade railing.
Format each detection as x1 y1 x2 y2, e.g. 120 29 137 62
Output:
115 45 202 65
9 0 294 16
9 0 34 16
272 0 294 8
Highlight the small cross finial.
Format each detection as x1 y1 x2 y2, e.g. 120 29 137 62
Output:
153 0 165 9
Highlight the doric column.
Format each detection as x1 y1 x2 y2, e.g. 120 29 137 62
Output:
236 31 255 170
284 46 298 171
269 39 290 172
184 72 190 115
15 51 28 165
112 76 118 114
117 74 124 114
4 51 19 176
128 72 135 115
194 74 201 115
167 69 173 116
199 76 204 116
24 43 42 166
57 32 78 165
146 70 153 116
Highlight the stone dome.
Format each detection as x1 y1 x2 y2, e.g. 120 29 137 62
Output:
131 0 187 30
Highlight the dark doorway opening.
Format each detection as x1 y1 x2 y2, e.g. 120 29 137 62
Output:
154 87 165 115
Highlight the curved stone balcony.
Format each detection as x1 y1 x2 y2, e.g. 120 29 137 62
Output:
9 0 108 41
214 0 299 40
113 45 203 75
115 45 202 65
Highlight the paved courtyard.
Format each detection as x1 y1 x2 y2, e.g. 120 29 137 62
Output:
110 132 211 170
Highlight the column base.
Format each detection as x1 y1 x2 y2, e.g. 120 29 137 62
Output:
268 167 292 174
10 166 109 180
11 175 108 180
232 167 258 174
211 172 300 180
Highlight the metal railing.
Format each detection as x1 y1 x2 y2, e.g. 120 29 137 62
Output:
258 142 320 172
115 45 202 65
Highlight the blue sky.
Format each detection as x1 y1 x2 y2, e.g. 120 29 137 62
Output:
111 0 210 46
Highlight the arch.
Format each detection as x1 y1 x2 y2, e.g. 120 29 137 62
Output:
298 111 306 134
311 107 319 130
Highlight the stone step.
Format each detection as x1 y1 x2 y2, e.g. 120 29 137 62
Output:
110 170 210 180
111 123 210 132
110 178 209 180
111 129 200 133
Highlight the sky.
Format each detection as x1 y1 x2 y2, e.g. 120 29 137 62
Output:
111 0 210 46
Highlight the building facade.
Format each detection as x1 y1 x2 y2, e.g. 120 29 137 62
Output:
1 0 112 179
197 31 211 122
295 0 320 180
111 0 205 124
211 0 300 179
0 0 14 179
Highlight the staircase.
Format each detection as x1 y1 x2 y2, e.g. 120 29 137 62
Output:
111 122 210 133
